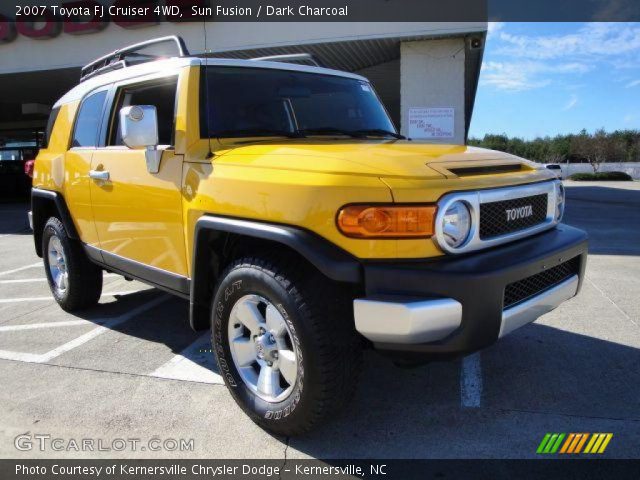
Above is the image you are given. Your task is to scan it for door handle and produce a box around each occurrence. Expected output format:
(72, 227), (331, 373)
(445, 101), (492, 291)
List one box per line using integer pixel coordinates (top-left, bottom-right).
(89, 170), (110, 181)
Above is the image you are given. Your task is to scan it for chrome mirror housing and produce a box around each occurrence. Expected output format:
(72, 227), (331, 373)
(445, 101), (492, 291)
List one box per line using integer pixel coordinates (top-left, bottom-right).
(119, 105), (162, 174)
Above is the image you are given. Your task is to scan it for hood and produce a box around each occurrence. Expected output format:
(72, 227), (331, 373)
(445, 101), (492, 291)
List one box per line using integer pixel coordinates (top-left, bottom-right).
(213, 139), (539, 180)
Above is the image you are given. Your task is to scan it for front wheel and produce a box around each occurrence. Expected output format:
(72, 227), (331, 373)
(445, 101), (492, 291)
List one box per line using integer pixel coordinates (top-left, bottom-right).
(42, 217), (103, 311)
(211, 255), (362, 435)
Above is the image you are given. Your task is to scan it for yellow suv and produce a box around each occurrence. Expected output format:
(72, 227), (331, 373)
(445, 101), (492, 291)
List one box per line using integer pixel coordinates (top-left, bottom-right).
(30, 36), (587, 435)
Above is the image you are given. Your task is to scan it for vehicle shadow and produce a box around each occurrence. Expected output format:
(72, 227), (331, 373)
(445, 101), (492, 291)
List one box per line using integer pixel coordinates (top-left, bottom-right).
(563, 185), (640, 256)
(288, 323), (640, 458)
(65, 289), (219, 376)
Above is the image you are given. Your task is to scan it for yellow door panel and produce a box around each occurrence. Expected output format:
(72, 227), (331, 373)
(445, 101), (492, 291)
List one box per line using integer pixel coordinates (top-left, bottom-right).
(90, 149), (187, 276)
(63, 149), (100, 247)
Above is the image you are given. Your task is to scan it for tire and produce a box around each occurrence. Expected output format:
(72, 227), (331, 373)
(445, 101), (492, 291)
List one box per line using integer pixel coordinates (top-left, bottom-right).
(211, 255), (362, 435)
(42, 217), (103, 312)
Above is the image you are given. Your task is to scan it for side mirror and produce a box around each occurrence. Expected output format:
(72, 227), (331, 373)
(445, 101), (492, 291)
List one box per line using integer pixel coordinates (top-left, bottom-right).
(119, 105), (162, 173)
(120, 105), (158, 148)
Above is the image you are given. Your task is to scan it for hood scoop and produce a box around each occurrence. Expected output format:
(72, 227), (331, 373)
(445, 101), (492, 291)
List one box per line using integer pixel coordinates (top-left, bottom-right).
(447, 163), (526, 177)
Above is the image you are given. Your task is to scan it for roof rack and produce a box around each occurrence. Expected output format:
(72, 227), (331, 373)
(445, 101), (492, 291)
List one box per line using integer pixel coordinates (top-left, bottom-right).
(80, 36), (190, 83)
(249, 53), (326, 68)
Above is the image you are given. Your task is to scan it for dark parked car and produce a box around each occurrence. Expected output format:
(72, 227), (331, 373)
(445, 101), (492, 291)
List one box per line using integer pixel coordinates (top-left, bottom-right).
(0, 147), (37, 198)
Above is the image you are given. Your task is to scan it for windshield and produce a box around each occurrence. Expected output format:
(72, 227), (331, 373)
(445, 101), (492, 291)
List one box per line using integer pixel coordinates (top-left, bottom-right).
(200, 66), (396, 138)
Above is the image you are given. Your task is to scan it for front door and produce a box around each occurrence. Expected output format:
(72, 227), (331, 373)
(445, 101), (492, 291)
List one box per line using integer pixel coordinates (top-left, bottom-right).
(89, 75), (188, 279)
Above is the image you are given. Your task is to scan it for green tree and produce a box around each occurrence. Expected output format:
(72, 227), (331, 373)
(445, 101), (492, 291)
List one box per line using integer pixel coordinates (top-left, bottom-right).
(468, 129), (639, 166)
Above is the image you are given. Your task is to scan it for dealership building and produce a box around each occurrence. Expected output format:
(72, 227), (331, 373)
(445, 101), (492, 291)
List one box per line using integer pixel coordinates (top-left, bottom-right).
(0, 20), (486, 149)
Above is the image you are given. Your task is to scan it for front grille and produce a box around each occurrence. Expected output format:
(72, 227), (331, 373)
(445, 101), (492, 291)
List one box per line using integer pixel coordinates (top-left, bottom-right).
(480, 193), (548, 239)
(504, 257), (580, 309)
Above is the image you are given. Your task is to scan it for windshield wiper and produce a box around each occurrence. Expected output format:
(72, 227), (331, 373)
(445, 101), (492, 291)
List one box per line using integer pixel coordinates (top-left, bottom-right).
(350, 129), (406, 139)
(211, 128), (305, 138)
(210, 127), (404, 140)
(296, 127), (366, 138)
(298, 127), (405, 139)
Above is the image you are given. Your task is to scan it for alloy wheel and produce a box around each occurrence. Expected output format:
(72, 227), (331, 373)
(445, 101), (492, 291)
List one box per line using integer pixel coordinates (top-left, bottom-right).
(227, 294), (299, 403)
(47, 235), (68, 296)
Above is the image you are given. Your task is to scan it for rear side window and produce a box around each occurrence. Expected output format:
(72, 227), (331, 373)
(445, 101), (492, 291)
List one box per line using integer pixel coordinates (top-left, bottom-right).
(43, 107), (60, 148)
(72, 91), (107, 148)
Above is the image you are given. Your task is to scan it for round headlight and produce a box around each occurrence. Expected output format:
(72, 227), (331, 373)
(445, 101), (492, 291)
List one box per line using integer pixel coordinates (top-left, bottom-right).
(442, 201), (471, 248)
(555, 182), (565, 221)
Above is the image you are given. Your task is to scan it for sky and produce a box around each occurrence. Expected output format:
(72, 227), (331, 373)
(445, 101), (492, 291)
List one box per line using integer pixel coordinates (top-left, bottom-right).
(469, 22), (640, 140)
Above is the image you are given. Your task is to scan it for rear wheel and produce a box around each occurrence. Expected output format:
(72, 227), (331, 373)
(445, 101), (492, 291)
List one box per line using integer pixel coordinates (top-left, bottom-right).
(42, 217), (102, 311)
(211, 255), (362, 435)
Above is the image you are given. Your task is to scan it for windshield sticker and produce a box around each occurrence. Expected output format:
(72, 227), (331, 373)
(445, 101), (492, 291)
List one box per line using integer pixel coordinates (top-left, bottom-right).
(408, 107), (455, 139)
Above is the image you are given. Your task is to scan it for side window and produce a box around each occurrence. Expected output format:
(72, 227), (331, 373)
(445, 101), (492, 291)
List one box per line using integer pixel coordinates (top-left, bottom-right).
(109, 79), (178, 146)
(72, 91), (107, 148)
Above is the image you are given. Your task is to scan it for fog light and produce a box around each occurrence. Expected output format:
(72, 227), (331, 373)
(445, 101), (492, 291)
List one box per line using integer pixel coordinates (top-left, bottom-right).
(442, 201), (471, 248)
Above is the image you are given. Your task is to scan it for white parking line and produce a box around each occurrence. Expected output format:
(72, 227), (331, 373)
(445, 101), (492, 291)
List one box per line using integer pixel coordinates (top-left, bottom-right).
(0, 350), (42, 362)
(0, 279), (48, 284)
(460, 353), (482, 408)
(0, 320), (89, 331)
(586, 276), (637, 327)
(0, 297), (55, 304)
(0, 295), (169, 363)
(0, 291), (148, 303)
(0, 273), (119, 284)
(0, 263), (42, 277)
(151, 333), (222, 384)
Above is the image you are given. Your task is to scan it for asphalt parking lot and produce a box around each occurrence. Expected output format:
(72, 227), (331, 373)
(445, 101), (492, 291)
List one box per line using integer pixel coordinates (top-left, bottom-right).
(0, 181), (638, 459)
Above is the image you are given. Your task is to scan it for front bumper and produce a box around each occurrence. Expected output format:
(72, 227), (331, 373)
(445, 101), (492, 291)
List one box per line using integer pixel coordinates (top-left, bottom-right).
(354, 224), (588, 361)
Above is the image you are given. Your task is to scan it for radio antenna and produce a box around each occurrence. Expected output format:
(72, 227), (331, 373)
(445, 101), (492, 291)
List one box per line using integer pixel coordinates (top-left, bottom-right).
(203, 21), (214, 159)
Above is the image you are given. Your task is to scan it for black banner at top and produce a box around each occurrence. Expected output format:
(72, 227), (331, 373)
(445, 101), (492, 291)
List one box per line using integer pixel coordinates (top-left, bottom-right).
(1, 0), (640, 23)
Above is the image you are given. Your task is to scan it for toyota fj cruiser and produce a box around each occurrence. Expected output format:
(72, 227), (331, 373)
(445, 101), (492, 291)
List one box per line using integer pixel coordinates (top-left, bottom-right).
(30, 37), (588, 435)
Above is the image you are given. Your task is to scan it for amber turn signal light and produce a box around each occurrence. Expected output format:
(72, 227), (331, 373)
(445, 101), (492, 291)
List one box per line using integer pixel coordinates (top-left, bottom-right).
(337, 205), (437, 238)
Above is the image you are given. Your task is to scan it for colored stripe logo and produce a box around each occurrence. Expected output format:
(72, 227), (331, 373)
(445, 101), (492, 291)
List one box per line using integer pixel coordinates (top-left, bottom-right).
(537, 433), (613, 454)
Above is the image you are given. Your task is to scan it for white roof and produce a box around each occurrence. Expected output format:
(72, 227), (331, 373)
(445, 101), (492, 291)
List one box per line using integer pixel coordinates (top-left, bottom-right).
(54, 56), (367, 108)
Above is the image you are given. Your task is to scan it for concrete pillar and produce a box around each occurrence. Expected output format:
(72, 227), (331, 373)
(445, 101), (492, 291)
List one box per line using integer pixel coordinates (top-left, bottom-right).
(400, 38), (466, 144)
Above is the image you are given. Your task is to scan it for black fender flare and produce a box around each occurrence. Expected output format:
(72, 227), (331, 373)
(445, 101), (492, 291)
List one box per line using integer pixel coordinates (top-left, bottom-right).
(189, 215), (362, 331)
(31, 188), (79, 257)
